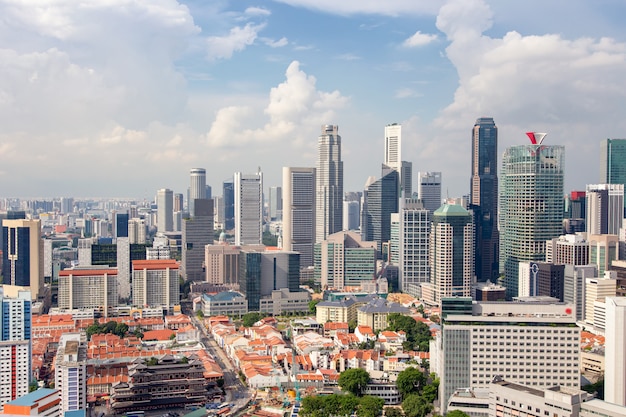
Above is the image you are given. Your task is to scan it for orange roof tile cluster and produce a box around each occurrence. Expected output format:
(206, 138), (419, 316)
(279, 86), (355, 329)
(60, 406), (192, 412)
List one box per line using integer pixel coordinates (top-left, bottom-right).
(196, 349), (224, 379)
(335, 332), (359, 346)
(87, 374), (128, 387)
(324, 322), (349, 331)
(581, 331), (605, 350)
(142, 329), (176, 341)
(296, 373), (323, 381)
(241, 362), (274, 379)
(165, 315), (192, 326)
(59, 269), (118, 276)
(337, 349), (381, 362)
(356, 325), (375, 336)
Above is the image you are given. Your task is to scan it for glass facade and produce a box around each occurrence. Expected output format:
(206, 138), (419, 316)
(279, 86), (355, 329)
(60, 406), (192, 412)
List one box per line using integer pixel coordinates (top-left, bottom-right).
(240, 251), (262, 311)
(362, 166), (399, 254)
(601, 138), (626, 185)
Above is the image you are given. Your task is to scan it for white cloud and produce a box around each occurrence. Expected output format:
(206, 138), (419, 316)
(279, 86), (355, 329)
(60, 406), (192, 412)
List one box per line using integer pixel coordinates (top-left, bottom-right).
(263, 37), (289, 48)
(245, 7), (271, 16)
(272, 0), (444, 16)
(395, 88), (422, 99)
(336, 53), (361, 61)
(403, 31), (438, 47)
(206, 61), (348, 149)
(207, 23), (266, 60)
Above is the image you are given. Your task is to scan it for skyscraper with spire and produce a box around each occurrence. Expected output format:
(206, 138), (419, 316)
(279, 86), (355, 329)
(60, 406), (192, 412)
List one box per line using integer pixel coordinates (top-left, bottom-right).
(470, 117), (499, 282)
(316, 125), (343, 242)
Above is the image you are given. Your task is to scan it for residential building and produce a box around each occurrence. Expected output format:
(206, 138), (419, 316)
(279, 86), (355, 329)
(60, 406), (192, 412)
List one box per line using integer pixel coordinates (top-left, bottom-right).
(604, 296), (626, 406)
(189, 168), (207, 217)
(470, 117), (499, 283)
(282, 167), (316, 268)
(316, 125), (343, 243)
(127, 218), (146, 244)
(1, 215), (44, 300)
(55, 333), (87, 415)
(500, 137), (564, 299)
(316, 297), (358, 324)
(182, 199), (213, 281)
(314, 231), (377, 289)
(425, 204), (473, 306)
(361, 165), (399, 254)
(157, 188), (173, 233)
(234, 171), (263, 246)
(417, 172), (442, 214)
(1, 388), (60, 417)
(132, 260), (180, 314)
(586, 183), (624, 235)
(58, 266), (118, 316)
(435, 301), (580, 413)
(356, 298), (409, 331)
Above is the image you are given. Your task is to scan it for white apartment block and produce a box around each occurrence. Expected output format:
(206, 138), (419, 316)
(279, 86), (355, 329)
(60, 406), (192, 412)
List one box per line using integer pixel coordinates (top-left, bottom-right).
(0, 340), (30, 408)
(58, 266), (118, 317)
(132, 259), (180, 313)
(605, 297), (626, 407)
(584, 276), (616, 325)
(436, 301), (580, 414)
(55, 333), (87, 416)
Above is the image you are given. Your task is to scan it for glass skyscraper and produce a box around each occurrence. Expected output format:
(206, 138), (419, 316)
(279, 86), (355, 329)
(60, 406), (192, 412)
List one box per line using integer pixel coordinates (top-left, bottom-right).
(316, 125), (343, 243)
(500, 141), (564, 299)
(470, 117), (499, 282)
(601, 138), (626, 185)
(361, 165), (399, 254)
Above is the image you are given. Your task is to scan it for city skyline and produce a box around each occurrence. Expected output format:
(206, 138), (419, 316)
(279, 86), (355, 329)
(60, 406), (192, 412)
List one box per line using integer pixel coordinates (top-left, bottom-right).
(0, 1), (625, 199)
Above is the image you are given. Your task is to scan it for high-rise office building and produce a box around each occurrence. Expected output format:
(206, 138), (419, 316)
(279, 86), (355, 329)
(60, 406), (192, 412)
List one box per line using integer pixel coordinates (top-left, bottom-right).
(586, 183), (624, 235)
(128, 218), (147, 244)
(205, 244), (242, 285)
(417, 172), (442, 214)
(1, 215), (43, 300)
(383, 123), (412, 199)
(234, 171), (263, 246)
(500, 135), (564, 299)
(361, 166), (399, 253)
(564, 264), (597, 322)
(282, 167), (316, 268)
(518, 261), (565, 300)
(182, 199), (214, 281)
(545, 233), (590, 266)
(132, 260), (180, 314)
(115, 212), (129, 238)
(343, 200), (360, 231)
(400, 161), (413, 199)
(268, 186), (282, 221)
(173, 193), (184, 213)
(189, 168), (207, 217)
(605, 296), (626, 406)
(55, 333), (87, 415)
(427, 204), (473, 305)
(157, 188), (174, 233)
(316, 125), (343, 242)
(470, 117), (499, 282)
(394, 199), (430, 295)
(223, 180), (235, 231)
(600, 138), (626, 186)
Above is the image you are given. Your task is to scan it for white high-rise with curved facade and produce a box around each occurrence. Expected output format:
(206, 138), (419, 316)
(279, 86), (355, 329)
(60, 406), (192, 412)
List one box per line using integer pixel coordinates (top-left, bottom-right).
(316, 125), (343, 243)
(157, 188), (173, 233)
(189, 168), (206, 217)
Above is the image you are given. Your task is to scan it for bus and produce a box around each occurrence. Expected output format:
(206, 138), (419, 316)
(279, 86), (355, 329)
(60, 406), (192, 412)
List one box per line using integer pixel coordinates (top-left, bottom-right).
(216, 403), (230, 415)
(126, 412), (145, 417)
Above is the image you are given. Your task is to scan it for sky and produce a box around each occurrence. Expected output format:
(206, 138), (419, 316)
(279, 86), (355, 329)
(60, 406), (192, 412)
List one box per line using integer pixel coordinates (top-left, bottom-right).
(1, 0), (626, 200)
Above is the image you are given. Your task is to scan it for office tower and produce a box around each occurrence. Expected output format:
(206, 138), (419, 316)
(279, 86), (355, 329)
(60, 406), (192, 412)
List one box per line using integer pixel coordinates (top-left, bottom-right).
(586, 184), (624, 235)
(343, 201), (360, 231)
(213, 196), (224, 229)
(282, 167), (316, 268)
(361, 166), (399, 253)
(1, 215), (43, 300)
(128, 217), (147, 244)
(189, 168), (207, 217)
(116, 237), (130, 300)
(470, 117), (499, 282)
(605, 296), (626, 406)
(55, 333), (87, 415)
(564, 264), (597, 322)
(58, 266), (118, 316)
(314, 231), (377, 289)
(384, 123), (401, 169)
(316, 125), (343, 242)
(417, 172), (442, 214)
(60, 197), (74, 214)
(173, 193), (184, 213)
(589, 234), (619, 276)
(518, 261), (564, 300)
(260, 251), (300, 296)
(206, 184), (212, 199)
(268, 186), (282, 221)
(132, 260), (180, 314)
(567, 191), (586, 219)
(427, 204), (473, 305)
(114, 212), (129, 238)
(239, 249), (263, 311)
(600, 138), (626, 186)
(400, 161), (412, 199)
(223, 180), (235, 231)
(500, 136), (564, 299)
(157, 188), (174, 233)
(435, 301), (579, 413)
(205, 244), (242, 285)
(234, 171), (263, 246)
(395, 199), (430, 295)
(584, 276), (616, 325)
(182, 199), (213, 281)
(545, 234), (589, 265)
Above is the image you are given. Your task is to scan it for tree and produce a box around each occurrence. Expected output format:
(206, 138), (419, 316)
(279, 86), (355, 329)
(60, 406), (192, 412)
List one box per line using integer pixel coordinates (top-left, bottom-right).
(114, 322), (129, 337)
(338, 368), (370, 397)
(309, 299), (321, 314)
(197, 310), (205, 319)
(387, 313), (432, 352)
(349, 319), (358, 332)
(356, 396), (384, 417)
(29, 381), (38, 392)
(401, 394), (432, 417)
(242, 312), (264, 327)
(384, 408), (404, 417)
(445, 411), (470, 417)
(396, 367), (426, 398)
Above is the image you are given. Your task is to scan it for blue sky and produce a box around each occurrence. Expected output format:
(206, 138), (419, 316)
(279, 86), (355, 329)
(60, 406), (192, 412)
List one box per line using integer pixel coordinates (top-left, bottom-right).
(1, 0), (626, 200)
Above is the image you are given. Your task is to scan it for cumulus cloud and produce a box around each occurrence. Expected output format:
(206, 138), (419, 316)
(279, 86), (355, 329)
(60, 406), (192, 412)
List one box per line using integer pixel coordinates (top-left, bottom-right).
(262, 37), (289, 48)
(403, 31), (438, 47)
(273, 0), (444, 16)
(245, 7), (271, 16)
(206, 61), (348, 148)
(207, 23), (266, 60)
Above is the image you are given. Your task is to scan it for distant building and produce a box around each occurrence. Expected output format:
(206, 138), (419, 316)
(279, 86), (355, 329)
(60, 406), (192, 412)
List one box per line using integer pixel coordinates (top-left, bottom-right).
(282, 167), (316, 268)
(58, 266), (118, 316)
(205, 244), (241, 285)
(182, 199), (213, 281)
(189, 168), (207, 217)
(393, 199), (430, 296)
(316, 125), (343, 242)
(417, 172), (442, 214)
(601, 138), (626, 187)
(586, 183), (624, 235)
(361, 165), (399, 254)
(268, 186), (282, 221)
(234, 171), (263, 246)
(157, 188), (174, 233)
(132, 260), (180, 314)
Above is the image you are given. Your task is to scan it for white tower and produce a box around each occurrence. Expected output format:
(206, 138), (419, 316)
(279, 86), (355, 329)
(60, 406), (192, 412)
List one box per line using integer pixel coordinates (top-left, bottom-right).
(235, 170), (263, 246)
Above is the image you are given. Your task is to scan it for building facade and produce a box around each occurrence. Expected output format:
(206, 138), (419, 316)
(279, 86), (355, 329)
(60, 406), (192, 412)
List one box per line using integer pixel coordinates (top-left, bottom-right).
(58, 266), (118, 315)
(182, 199), (213, 281)
(601, 138), (626, 186)
(157, 188), (174, 233)
(189, 168), (207, 217)
(132, 260), (180, 314)
(234, 171), (263, 246)
(586, 183), (624, 235)
(316, 125), (343, 243)
(55, 333), (87, 415)
(500, 141), (564, 299)
(282, 167), (316, 268)
(605, 296), (626, 407)
(361, 166), (399, 254)
(417, 172), (442, 214)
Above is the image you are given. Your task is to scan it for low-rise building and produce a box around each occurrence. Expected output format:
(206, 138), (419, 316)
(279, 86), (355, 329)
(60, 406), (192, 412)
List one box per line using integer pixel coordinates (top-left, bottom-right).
(259, 289), (311, 316)
(201, 291), (248, 317)
(1, 388), (60, 417)
(316, 297), (358, 324)
(357, 298), (409, 331)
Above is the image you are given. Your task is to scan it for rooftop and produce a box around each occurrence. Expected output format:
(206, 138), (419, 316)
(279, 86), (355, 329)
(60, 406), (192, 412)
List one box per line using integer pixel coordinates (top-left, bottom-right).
(5, 388), (58, 406)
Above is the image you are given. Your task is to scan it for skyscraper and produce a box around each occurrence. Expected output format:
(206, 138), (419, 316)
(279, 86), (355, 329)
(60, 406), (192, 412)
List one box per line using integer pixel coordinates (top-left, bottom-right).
(182, 199), (214, 281)
(427, 204), (473, 305)
(234, 171), (263, 246)
(282, 167), (316, 268)
(585, 183), (624, 235)
(500, 134), (564, 299)
(384, 123), (412, 198)
(417, 172), (442, 214)
(268, 186), (283, 221)
(157, 188), (174, 233)
(1, 215), (43, 300)
(189, 168), (207, 217)
(114, 212), (129, 238)
(55, 333), (87, 414)
(223, 180), (235, 231)
(394, 198), (430, 295)
(605, 296), (626, 406)
(600, 138), (626, 186)
(470, 117), (499, 282)
(316, 125), (343, 242)
(361, 165), (399, 253)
